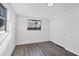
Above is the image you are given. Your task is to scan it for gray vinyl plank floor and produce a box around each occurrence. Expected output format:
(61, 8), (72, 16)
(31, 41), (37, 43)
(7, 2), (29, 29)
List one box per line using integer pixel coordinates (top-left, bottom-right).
(12, 41), (77, 56)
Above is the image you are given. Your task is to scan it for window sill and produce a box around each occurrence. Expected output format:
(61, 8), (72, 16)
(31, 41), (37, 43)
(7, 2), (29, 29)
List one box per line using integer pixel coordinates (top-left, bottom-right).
(0, 31), (6, 34)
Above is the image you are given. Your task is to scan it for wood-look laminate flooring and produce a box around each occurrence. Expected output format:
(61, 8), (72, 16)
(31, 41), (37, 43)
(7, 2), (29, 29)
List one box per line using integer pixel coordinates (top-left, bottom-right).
(12, 41), (77, 56)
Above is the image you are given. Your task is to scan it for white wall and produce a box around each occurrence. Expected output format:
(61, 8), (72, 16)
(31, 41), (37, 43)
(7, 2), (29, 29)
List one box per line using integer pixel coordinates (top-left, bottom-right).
(49, 7), (79, 55)
(16, 16), (49, 45)
(0, 3), (16, 56)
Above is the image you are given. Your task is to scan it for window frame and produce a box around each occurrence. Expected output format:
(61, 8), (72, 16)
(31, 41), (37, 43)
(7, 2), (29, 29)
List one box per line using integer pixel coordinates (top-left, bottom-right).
(0, 3), (7, 33)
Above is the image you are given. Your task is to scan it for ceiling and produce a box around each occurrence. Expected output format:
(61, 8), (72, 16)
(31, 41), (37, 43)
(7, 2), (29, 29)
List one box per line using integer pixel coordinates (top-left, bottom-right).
(10, 3), (79, 19)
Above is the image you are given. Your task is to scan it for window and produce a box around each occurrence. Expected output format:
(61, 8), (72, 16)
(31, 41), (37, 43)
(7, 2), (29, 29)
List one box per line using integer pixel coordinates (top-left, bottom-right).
(0, 3), (7, 32)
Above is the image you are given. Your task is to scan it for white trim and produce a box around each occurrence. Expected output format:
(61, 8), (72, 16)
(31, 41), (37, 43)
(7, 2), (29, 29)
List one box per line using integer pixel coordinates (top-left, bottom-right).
(0, 16), (6, 20)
